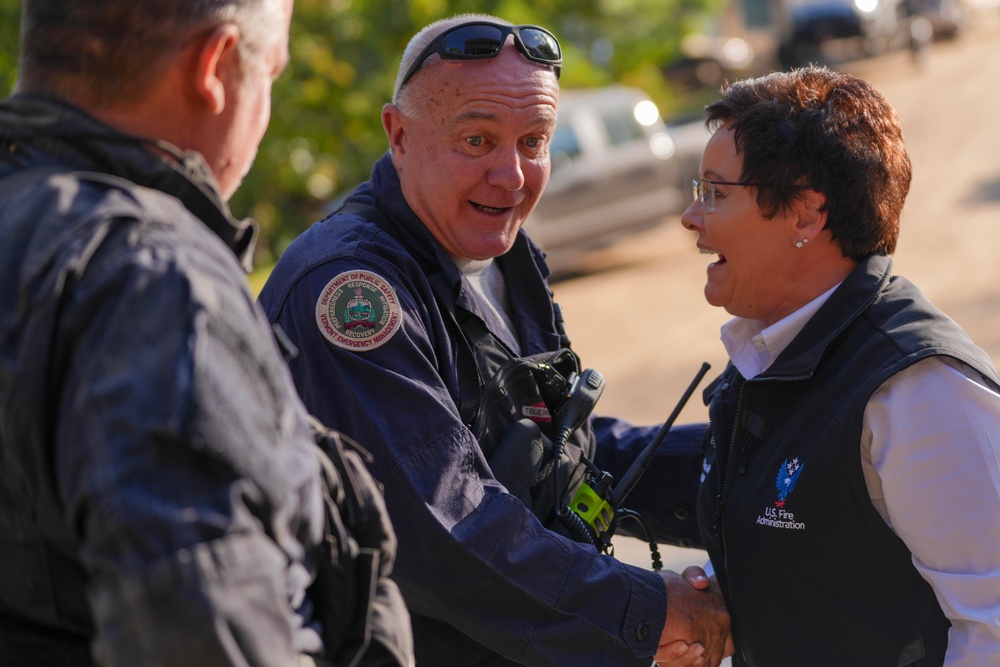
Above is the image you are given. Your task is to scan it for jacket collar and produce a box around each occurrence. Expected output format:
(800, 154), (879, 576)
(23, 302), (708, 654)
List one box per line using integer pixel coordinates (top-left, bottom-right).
(0, 94), (258, 271)
(762, 254), (892, 379)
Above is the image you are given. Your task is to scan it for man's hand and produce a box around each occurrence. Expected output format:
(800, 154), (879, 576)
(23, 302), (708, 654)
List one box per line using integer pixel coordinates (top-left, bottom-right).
(655, 566), (732, 666)
(654, 639), (707, 666)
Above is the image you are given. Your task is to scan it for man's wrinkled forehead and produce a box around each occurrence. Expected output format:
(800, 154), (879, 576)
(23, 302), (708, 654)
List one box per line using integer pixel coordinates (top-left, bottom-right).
(428, 81), (559, 132)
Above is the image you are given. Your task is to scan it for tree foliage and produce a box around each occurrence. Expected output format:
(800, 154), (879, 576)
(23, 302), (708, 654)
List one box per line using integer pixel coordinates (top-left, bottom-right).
(0, 1), (18, 95)
(0, 0), (716, 262)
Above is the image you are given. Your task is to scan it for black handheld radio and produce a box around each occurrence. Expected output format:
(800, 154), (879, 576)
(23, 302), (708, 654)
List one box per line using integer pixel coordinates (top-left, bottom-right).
(552, 362), (712, 562)
(549, 368), (608, 545)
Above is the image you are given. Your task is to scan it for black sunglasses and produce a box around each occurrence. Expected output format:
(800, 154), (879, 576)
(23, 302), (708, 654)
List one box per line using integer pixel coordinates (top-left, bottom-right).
(399, 21), (562, 90)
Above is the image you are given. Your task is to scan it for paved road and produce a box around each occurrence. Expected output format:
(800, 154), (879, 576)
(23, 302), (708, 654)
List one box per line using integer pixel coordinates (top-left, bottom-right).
(547, 7), (1000, 642)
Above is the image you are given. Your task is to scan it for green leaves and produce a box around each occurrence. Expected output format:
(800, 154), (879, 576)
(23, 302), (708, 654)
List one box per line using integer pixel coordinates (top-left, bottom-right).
(0, 1), (19, 95)
(0, 0), (715, 265)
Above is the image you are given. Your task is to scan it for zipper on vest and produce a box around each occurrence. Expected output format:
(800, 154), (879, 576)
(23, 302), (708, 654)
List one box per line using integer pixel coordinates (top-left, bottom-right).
(709, 381), (750, 666)
(713, 372), (810, 666)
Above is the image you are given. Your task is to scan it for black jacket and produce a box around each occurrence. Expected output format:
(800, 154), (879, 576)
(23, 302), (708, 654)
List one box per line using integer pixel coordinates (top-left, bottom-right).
(0, 93), (329, 666)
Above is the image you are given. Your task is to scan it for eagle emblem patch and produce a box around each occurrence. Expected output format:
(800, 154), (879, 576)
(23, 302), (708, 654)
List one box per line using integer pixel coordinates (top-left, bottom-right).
(775, 458), (804, 508)
(315, 270), (402, 351)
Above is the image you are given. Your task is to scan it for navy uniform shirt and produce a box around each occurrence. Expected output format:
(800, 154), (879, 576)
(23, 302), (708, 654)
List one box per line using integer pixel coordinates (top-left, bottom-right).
(261, 153), (707, 666)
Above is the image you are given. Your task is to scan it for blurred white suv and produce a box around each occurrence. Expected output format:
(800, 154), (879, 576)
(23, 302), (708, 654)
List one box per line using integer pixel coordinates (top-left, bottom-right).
(523, 86), (707, 270)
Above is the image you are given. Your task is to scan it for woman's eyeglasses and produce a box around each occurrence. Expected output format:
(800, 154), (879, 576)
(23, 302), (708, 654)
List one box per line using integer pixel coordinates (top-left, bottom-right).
(692, 178), (759, 212)
(399, 22), (562, 90)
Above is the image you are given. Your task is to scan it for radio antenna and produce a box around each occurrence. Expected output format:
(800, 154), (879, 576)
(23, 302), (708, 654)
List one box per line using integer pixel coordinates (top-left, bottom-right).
(612, 362), (711, 506)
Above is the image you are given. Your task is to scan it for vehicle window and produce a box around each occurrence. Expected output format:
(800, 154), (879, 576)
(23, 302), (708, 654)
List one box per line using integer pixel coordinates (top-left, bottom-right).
(601, 109), (645, 146)
(785, 0), (851, 8)
(550, 123), (581, 160)
(742, 0), (774, 27)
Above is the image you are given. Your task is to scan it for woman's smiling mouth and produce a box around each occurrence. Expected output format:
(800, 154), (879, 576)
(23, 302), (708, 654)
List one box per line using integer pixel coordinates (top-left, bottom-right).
(701, 247), (727, 265)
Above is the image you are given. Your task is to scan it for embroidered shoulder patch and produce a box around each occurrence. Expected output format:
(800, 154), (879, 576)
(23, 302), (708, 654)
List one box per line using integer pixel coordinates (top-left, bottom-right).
(315, 270), (403, 351)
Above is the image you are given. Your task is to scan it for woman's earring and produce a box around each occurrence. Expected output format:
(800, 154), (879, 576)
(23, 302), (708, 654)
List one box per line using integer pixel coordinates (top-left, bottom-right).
(795, 238), (809, 249)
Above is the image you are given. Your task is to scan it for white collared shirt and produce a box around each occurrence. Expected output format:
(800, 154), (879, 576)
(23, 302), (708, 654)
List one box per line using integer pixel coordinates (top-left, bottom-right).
(719, 289), (1000, 666)
(720, 284), (838, 380)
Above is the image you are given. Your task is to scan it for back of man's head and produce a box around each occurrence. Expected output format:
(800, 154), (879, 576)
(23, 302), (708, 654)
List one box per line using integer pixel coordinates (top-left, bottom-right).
(17, 0), (274, 108)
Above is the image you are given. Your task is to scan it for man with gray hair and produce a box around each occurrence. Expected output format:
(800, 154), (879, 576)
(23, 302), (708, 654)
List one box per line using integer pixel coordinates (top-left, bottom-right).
(262, 13), (731, 667)
(0, 1), (412, 665)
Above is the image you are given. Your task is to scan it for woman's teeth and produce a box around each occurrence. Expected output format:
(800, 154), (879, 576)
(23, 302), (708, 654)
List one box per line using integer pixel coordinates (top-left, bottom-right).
(701, 248), (726, 264)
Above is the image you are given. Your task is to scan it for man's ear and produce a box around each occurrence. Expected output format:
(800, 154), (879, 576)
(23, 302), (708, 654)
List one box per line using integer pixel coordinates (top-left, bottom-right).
(382, 103), (407, 167)
(192, 25), (242, 115)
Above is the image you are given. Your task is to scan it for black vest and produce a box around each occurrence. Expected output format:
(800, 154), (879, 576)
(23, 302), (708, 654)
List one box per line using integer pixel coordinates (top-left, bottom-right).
(697, 255), (999, 666)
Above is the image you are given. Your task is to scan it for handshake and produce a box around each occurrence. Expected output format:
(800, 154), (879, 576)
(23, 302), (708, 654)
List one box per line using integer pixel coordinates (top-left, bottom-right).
(655, 566), (734, 667)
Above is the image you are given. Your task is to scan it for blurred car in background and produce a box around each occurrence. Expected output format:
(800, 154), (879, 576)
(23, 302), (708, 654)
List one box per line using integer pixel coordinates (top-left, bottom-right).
(777, 0), (909, 67)
(524, 86), (709, 271)
(664, 34), (760, 91)
(903, 0), (967, 39)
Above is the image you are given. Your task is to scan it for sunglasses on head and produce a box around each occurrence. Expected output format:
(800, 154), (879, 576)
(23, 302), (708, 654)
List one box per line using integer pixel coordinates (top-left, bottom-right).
(399, 21), (562, 90)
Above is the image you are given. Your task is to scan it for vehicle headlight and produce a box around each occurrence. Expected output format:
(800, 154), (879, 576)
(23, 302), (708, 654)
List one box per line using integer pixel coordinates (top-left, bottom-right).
(650, 132), (676, 160)
(722, 38), (753, 69)
(633, 100), (661, 127)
